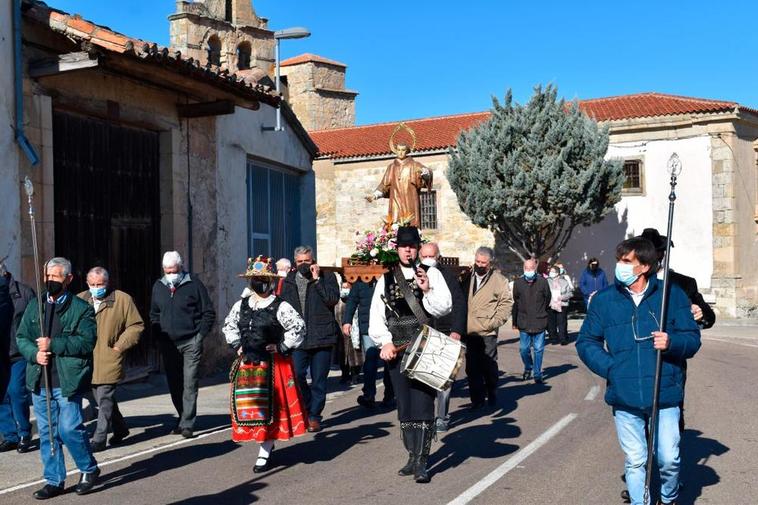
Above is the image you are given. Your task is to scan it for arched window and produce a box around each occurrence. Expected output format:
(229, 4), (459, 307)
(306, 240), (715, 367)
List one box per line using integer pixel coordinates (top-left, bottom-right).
(207, 35), (221, 66)
(237, 41), (252, 70)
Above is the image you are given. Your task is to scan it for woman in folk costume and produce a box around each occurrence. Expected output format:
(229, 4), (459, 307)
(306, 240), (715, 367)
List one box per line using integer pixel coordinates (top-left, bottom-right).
(223, 256), (307, 473)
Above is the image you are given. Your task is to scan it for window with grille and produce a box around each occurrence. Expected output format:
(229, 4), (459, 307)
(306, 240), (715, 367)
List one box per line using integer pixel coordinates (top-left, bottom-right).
(622, 159), (643, 194)
(420, 190), (438, 229)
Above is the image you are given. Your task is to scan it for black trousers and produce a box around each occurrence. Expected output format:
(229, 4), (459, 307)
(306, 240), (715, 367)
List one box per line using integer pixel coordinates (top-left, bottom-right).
(159, 334), (203, 429)
(387, 350), (435, 422)
(465, 334), (499, 404)
(547, 309), (568, 342)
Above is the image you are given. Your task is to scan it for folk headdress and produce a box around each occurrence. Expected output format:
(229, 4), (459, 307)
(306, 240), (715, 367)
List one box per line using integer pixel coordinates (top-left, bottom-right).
(238, 256), (278, 278)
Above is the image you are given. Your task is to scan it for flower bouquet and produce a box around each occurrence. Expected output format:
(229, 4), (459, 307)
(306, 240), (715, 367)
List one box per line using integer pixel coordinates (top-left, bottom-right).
(342, 219), (419, 282)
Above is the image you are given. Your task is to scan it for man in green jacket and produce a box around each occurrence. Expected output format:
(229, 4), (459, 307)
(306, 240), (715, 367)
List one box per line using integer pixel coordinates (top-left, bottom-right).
(16, 257), (100, 499)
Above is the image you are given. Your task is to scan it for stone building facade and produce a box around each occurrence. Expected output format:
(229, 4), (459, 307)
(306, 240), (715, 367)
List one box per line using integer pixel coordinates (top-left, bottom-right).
(280, 54), (358, 131)
(2, 1), (317, 374)
(311, 94), (758, 319)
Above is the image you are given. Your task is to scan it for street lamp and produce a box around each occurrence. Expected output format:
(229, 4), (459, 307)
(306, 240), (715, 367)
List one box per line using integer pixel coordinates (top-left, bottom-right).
(263, 27), (311, 132)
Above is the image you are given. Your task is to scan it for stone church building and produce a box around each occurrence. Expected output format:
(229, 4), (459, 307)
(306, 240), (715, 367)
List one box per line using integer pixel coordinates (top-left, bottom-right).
(310, 94), (758, 319)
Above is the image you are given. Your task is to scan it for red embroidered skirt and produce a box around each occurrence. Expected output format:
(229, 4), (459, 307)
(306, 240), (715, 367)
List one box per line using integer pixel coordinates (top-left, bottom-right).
(230, 355), (307, 443)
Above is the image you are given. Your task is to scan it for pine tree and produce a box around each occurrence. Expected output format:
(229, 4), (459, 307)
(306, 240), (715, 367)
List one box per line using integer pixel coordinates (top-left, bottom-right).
(447, 85), (624, 262)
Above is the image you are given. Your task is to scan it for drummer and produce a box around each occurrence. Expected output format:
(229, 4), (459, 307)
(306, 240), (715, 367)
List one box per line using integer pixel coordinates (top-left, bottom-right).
(369, 226), (452, 483)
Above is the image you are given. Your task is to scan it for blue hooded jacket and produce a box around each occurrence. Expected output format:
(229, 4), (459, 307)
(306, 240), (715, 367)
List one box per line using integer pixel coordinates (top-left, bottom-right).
(576, 277), (701, 411)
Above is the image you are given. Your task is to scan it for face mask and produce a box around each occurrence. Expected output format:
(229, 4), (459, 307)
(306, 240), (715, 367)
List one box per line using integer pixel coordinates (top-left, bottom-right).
(165, 273), (182, 285)
(474, 265), (488, 276)
(590, 264), (598, 272)
(297, 263), (313, 279)
(89, 286), (107, 299)
(559, 267), (565, 274)
(549, 271), (558, 279)
(340, 288), (351, 299)
(420, 258), (437, 268)
(524, 270), (536, 280)
(615, 262), (639, 287)
(46, 280), (65, 297)
(249, 279), (271, 295)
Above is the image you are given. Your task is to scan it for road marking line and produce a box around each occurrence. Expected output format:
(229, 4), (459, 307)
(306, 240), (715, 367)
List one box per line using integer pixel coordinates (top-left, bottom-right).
(446, 413), (577, 505)
(703, 336), (758, 349)
(584, 385), (600, 401)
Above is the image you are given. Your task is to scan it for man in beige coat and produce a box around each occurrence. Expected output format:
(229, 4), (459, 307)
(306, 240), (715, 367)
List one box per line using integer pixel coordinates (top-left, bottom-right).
(78, 267), (143, 452)
(462, 247), (512, 409)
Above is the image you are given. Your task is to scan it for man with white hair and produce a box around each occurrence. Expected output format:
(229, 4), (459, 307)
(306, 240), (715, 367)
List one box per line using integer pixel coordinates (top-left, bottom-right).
(511, 258), (551, 384)
(78, 267), (144, 452)
(274, 258), (291, 296)
(150, 251), (216, 438)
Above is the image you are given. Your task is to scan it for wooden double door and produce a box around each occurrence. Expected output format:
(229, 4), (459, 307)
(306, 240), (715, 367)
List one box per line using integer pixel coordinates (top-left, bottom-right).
(53, 111), (161, 371)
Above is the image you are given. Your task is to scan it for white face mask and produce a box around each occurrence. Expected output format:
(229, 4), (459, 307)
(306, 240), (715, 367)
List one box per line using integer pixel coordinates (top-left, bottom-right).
(165, 272), (182, 285)
(549, 271), (558, 279)
(420, 258), (437, 268)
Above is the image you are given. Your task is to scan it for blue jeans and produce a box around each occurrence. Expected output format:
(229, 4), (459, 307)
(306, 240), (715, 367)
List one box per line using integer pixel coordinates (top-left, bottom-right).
(519, 331), (545, 378)
(360, 334), (393, 402)
(614, 406), (681, 505)
(32, 389), (98, 487)
(0, 360), (31, 442)
(293, 347), (332, 422)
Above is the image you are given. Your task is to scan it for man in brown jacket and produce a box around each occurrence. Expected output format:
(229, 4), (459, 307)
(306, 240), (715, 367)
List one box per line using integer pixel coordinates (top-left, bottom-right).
(462, 247), (512, 409)
(78, 267), (143, 452)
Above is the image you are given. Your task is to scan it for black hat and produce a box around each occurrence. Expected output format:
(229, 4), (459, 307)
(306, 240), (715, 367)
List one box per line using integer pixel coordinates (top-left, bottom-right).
(640, 228), (673, 251)
(395, 226), (421, 247)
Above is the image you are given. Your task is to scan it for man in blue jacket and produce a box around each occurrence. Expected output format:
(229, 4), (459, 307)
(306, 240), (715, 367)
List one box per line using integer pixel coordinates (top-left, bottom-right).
(577, 237), (700, 505)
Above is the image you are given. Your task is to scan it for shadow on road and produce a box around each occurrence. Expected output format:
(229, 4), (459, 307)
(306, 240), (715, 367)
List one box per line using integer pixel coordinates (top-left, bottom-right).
(165, 481), (268, 505)
(431, 416), (520, 474)
(87, 414), (231, 448)
(677, 429), (729, 505)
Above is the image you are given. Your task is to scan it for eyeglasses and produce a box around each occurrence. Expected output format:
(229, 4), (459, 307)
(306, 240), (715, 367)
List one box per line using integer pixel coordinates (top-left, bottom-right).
(632, 310), (661, 342)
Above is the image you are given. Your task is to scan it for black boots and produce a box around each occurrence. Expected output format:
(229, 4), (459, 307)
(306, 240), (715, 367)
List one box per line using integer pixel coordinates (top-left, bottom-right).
(398, 421), (435, 483)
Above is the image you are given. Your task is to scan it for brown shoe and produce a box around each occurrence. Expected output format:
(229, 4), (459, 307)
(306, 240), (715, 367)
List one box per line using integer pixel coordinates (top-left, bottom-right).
(307, 419), (322, 433)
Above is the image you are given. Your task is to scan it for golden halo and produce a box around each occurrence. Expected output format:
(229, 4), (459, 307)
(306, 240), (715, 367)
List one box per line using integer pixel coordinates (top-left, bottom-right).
(389, 122), (417, 155)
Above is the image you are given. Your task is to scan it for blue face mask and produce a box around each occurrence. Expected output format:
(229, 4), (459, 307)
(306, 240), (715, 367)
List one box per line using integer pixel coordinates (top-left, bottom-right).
(524, 270), (537, 280)
(615, 262), (639, 287)
(89, 286), (107, 299)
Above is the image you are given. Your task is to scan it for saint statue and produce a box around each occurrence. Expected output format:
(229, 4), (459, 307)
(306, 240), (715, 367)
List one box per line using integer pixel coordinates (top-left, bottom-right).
(365, 124), (432, 227)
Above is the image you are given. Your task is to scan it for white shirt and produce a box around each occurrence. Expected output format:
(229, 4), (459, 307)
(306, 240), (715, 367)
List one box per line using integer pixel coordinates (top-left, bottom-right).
(93, 298), (103, 313)
(368, 265), (452, 347)
(222, 288), (305, 351)
(627, 281), (649, 307)
(474, 273), (486, 292)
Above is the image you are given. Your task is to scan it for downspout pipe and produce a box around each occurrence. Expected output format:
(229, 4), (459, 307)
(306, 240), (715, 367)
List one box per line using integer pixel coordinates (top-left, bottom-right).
(13, 0), (40, 166)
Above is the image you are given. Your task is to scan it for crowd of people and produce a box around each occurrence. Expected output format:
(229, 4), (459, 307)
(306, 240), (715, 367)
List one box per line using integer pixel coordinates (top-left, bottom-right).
(0, 225), (714, 503)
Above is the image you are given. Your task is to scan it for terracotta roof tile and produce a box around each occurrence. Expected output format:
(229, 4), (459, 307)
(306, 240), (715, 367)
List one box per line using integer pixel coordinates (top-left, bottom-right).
(281, 53), (346, 68)
(312, 93), (756, 159)
(23, 1), (280, 106)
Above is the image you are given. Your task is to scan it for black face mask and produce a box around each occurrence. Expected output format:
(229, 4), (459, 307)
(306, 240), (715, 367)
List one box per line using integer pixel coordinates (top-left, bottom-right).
(249, 279), (271, 295)
(590, 264), (598, 272)
(46, 280), (65, 297)
(474, 265), (488, 276)
(297, 263), (313, 279)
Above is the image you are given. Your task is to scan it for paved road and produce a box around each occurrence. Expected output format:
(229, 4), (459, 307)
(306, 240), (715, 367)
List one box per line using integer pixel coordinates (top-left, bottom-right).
(1, 324), (756, 504)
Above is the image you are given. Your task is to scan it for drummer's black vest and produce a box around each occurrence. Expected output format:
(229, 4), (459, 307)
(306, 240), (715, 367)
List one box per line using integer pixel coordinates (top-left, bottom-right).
(238, 297), (284, 362)
(383, 271), (431, 347)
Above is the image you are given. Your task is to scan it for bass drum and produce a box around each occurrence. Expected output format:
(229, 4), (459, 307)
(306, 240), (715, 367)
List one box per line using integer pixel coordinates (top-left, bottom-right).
(400, 325), (465, 391)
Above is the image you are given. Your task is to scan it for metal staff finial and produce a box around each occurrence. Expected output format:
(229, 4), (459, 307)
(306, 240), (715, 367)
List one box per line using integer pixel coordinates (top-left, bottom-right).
(23, 176), (55, 457)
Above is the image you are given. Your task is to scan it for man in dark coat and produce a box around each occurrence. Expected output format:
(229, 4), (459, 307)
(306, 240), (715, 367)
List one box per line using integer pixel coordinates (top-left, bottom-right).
(512, 259), (551, 384)
(342, 279), (394, 408)
(418, 242), (467, 431)
(150, 251), (216, 439)
(280, 245), (340, 433)
(0, 264), (35, 453)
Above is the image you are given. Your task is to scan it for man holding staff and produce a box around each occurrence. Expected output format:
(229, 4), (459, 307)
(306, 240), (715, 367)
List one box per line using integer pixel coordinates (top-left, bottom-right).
(16, 257), (100, 499)
(576, 238), (700, 505)
(369, 226), (451, 483)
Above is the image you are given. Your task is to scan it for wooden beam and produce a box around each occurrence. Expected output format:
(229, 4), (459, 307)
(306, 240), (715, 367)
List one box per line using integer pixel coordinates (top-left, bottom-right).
(177, 100), (237, 118)
(29, 51), (99, 78)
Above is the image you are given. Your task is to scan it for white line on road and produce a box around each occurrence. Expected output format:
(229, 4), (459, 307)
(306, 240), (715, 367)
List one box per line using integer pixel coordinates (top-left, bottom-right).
(446, 413), (578, 505)
(584, 385), (600, 401)
(703, 336), (758, 348)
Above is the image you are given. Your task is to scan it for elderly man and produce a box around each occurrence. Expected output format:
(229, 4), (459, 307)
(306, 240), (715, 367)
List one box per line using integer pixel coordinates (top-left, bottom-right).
(418, 242), (466, 431)
(16, 257), (100, 498)
(274, 258), (291, 296)
(150, 251), (216, 439)
(280, 246), (340, 433)
(78, 267), (144, 452)
(512, 258), (551, 384)
(0, 264), (35, 453)
(370, 226), (452, 483)
(577, 237), (701, 505)
(462, 246), (512, 408)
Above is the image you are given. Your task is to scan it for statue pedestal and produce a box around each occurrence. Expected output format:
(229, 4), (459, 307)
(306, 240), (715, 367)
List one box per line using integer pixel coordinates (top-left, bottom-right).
(341, 257), (388, 283)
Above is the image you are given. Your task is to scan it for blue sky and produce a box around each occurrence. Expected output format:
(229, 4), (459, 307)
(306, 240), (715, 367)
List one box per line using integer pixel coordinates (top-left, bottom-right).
(50, 1), (758, 125)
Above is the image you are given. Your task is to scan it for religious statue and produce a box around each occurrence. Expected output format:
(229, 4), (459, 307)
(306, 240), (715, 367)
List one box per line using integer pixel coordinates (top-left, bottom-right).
(365, 123), (433, 227)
